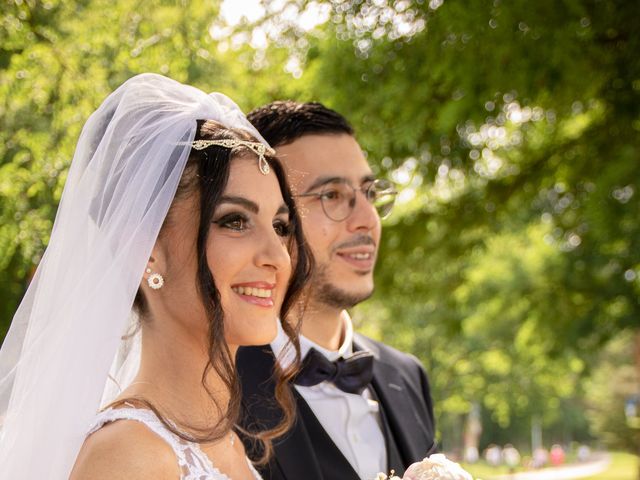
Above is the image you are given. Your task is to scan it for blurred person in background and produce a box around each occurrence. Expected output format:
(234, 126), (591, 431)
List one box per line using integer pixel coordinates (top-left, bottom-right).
(502, 444), (521, 472)
(533, 446), (549, 468)
(484, 444), (502, 467)
(550, 444), (566, 466)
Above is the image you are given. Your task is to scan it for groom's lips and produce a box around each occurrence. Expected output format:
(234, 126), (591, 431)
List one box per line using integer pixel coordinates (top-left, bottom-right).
(335, 247), (376, 271)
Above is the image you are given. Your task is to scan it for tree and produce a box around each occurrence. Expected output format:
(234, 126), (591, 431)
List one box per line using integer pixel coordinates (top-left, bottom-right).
(1, 0), (228, 335)
(2, 0), (638, 462)
(226, 0), (640, 449)
(584, 331), (640, 453)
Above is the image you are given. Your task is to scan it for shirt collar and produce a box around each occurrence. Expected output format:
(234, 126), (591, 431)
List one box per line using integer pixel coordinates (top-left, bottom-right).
(271, 311), (354, 370)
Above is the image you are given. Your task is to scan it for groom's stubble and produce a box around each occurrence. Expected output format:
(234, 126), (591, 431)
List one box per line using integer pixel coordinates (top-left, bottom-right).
(312, 262), (375, 309)
(311, 234), (378, 310)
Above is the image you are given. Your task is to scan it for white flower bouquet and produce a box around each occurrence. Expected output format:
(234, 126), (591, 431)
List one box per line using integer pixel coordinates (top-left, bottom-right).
(376, 454), (475, 480)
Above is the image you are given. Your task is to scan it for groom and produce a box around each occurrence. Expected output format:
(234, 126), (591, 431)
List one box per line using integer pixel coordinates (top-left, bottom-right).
(237, 101), (436, 480)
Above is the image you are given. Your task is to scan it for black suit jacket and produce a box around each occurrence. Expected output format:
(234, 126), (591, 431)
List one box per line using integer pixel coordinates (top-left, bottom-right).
(237, 333), (437, 480)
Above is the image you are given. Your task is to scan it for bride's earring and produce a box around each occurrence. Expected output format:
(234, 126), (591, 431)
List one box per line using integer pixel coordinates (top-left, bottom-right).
(146, 268), (164, 290)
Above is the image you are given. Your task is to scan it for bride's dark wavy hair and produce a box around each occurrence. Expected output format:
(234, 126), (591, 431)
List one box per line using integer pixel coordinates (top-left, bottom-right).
(122, 119), (312, 463)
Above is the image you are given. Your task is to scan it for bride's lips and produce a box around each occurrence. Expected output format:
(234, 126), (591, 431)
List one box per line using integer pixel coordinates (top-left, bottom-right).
(231, 281), (276, 308)
(335, 247), (376, 271)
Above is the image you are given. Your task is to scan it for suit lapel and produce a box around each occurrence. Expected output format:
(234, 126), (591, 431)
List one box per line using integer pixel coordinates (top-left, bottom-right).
(368, 382), (404, 475)
(271, 390), (324, 480)
(240, 345), (359, 480)
(239, 346), (323, 480)
(273, 389), (361, 480)
(354, 337), (432, 470)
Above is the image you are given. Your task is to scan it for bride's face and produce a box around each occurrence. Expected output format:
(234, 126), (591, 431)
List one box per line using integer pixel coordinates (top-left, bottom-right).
(152, 155), (292, 348)
(208, 156), (292, 346)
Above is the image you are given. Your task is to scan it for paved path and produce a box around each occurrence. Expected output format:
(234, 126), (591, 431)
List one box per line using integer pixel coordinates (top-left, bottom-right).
(489, 453), (611, 480)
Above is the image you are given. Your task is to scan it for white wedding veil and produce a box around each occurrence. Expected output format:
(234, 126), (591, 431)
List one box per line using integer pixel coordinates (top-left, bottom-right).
(0, 73), (268, 478)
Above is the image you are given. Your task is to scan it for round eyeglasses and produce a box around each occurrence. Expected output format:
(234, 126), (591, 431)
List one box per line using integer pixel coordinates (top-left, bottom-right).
(295, 179), (398, 222)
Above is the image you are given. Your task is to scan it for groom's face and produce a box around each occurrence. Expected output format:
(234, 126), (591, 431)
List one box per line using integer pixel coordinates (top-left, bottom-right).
(275, 133), (381, 309)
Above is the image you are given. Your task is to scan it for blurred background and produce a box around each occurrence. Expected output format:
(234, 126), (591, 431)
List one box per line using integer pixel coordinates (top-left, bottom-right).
(1, 1), (638, 478)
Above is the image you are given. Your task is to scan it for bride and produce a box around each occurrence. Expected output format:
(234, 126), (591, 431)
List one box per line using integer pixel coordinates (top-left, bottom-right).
(0, 74), (312, 479)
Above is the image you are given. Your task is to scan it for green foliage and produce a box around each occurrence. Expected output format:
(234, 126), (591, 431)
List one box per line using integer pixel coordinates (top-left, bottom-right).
(0, 0), (227, 335)
(2, 0), (638, 452)
(584, 332), (640, 453)
(304, 0), (640, 348)
(294, 0), (639, 445)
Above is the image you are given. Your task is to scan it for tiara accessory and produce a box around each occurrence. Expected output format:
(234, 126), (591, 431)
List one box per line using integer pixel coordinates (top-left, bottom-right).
(182, 139), (274, 175)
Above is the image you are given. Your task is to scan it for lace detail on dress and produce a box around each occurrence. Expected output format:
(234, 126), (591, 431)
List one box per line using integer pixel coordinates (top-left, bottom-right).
(88, 408), (262, 480)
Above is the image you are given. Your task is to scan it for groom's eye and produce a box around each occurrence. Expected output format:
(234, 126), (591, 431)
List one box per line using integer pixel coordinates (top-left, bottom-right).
(320, 188), (345, 203)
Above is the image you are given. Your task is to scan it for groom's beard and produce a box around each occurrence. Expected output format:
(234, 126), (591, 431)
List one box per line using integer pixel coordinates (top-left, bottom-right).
(312, 262), (374, 309)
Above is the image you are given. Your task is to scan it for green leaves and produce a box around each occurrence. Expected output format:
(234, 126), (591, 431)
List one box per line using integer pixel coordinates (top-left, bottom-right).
(1, 0), (638, 449)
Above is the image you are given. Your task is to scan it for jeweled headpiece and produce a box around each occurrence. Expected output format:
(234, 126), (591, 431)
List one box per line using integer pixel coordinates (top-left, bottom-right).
(180, 139), (274, 175)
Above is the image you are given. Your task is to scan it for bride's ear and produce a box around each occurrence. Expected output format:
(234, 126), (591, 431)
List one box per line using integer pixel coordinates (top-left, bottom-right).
(142, 242), (168, 290)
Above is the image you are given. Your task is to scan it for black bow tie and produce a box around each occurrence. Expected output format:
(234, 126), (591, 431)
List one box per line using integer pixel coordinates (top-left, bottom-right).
(293, 347), (374, 395)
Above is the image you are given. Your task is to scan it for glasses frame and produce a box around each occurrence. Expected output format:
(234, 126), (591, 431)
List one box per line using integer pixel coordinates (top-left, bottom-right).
(295, 178), (398, 222)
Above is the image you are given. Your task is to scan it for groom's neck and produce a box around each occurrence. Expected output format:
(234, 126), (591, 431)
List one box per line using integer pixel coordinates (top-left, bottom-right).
(299, 303), (345, 351)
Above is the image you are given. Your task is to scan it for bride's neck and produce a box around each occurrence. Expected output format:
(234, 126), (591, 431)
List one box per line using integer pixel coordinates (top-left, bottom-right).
(120, 322), (235, 429)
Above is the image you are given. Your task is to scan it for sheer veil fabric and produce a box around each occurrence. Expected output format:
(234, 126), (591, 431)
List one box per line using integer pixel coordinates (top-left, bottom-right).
(0, 73), (269, 479)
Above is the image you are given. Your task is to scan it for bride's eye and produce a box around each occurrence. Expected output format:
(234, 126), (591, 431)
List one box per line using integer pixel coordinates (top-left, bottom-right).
(214, 213), (249, 232)
(273, 219), (292, 237)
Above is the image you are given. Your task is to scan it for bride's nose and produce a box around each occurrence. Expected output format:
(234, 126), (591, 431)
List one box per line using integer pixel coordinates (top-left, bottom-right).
(255, 229), (291, 273)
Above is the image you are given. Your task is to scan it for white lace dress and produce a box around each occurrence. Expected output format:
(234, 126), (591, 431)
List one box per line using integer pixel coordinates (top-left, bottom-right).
(88, 408), (263, 480)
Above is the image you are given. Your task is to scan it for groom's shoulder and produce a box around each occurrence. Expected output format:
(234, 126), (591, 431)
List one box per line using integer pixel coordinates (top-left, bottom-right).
(236, 345), (276, 385)
(354, 331), (426, 372)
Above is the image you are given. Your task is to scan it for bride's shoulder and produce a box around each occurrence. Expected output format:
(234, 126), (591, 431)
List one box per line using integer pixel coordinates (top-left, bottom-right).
(70, 418), (179, 480)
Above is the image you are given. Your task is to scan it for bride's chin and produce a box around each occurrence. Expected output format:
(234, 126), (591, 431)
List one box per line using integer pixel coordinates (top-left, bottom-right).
(226, 318), (278, 347)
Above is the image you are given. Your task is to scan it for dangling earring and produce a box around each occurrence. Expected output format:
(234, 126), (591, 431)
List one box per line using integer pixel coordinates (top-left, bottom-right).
(146, 268), (164, 290)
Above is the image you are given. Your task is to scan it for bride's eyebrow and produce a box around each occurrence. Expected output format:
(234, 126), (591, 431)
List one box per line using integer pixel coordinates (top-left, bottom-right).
(218, 196), (259, 213)
(218, 197), (290, 217)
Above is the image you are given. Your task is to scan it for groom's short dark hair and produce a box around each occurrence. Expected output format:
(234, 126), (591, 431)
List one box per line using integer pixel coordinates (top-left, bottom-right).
(247, 101), (354, 148)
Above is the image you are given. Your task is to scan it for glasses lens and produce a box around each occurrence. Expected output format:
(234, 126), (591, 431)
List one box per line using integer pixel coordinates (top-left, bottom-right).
(320, 182), (355, 221)
(370, 179), (397, 219)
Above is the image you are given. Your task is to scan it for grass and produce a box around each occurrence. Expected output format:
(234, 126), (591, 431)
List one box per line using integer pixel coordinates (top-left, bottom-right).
(462, 452), (638, 480)
(581, 452), (638, 480)
(460, 462), (522, 479)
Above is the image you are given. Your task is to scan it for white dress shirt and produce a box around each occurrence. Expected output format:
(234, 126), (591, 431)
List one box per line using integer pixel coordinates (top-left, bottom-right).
(271, 312), (387, 480)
